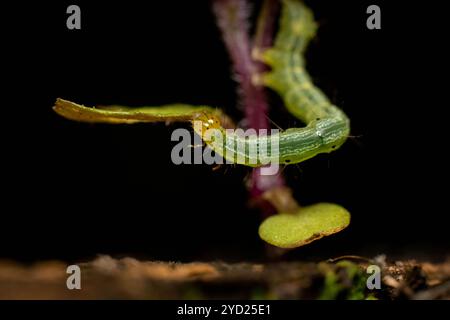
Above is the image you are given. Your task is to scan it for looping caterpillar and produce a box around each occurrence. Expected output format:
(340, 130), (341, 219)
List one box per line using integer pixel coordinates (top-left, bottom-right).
(53, 0), (349, 168)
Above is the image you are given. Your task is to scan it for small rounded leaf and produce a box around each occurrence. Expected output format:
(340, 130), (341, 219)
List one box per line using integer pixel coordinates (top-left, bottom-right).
(259, 203), (350, 248)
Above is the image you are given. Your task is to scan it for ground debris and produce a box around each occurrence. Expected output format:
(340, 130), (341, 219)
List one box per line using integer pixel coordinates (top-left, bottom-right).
(0, 255), (448, 299)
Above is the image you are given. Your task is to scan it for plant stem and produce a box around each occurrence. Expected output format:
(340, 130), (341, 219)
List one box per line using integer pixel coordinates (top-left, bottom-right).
(249, 0), (284, 202)
(213, 0), (298, 215)
(212, 0), (268, 130)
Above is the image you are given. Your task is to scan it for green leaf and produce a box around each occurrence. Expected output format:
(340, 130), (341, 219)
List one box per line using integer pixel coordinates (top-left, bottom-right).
(53, 98), (216, 124)
(258, 203), (350, 248)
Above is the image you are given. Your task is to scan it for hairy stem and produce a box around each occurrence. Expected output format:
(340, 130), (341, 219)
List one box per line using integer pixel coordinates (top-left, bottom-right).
(212, 0), (268, 130)
(212, 0), (297, 214)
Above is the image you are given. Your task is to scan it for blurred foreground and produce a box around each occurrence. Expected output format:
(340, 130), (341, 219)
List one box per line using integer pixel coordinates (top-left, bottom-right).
(0, 256), (449, 299)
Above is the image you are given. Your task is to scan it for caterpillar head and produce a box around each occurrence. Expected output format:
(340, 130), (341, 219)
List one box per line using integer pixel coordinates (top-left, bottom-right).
(191, 112), (225, 142)
(193, 112), (222, 130)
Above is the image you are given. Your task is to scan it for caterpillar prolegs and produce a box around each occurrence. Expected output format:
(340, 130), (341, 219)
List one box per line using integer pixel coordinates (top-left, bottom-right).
(53, 0), (349, 168)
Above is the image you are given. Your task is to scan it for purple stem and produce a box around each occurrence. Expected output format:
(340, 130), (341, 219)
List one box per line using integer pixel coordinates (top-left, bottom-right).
(212, 0), (268, 130)
(212, 0), (284, 209)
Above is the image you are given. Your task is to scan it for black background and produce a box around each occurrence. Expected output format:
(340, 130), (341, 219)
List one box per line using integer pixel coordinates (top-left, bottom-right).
(1, 0), (446, 263)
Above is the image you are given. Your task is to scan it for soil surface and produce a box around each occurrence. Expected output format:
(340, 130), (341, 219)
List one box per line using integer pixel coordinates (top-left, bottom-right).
(0, 255), (449, 299)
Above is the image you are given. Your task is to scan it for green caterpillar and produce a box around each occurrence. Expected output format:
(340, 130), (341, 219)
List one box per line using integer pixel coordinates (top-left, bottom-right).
(54, 0), (349, 167)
